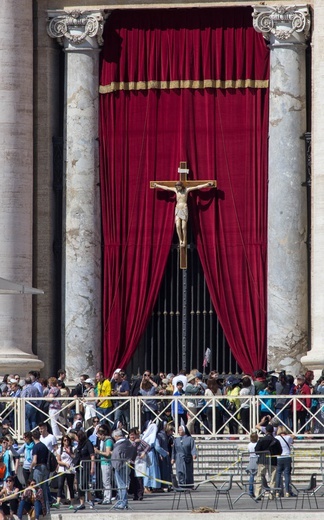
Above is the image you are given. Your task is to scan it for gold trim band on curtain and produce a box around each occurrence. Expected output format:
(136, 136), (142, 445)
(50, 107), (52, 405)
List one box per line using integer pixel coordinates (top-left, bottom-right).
(99, 78), (269, 94)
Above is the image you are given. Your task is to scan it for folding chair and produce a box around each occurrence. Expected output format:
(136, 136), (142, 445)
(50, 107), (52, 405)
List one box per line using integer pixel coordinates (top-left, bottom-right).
(260, 475), (283, 509)
(213, 474), (233, 510)
(171, 474), (194, 510)
(291, 474), (318, 509)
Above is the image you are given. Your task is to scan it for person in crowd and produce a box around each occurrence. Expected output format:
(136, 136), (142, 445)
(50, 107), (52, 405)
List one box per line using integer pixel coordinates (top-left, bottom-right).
(172, 381), (187, 426)
(295, 374), (312, 434)
(87, 416), (100, 439)
(239, 376), (255, 433)
(111, 429), (137, 509)
(246, 431), (258, 497)
(38, 422), (58, 453)
(258, 382), (275, 419)
(157, 421), (173, 491)
(185, 375), (200, 434)
(0, 475), (20, 520)
(224, 376), (241, 436)
(30, 430), (50, 514)
(254, 423), (282, 500)
(95, 371), (113, 423)
(0, 376), (9, 396)
(44, 377), (61, 438)
(82, 378), (97, 429)
(256, 415), (280, 436)
(57, 369), (69, 392)
(275, 371), (291, 427)
(21, 377), (40, 432)
(69, 413), (84, 432)
(253, 370), (267, 395)
(204, 378), (223, 434)
(72, 430), (95, 511)
(0, 421), (11, 440)
(7, 379), (21, 428)
(52, 435), (75, 509)
(313, 376), (324, 435)
(57, 379), (70, 426)
(94, 423), (114, 505)
(71, 374), (89, 398)
(128, 427), (146, 500)
(194, 373), (208, 434)
(17, 479), (46, 520)
(15, 431), (34, 485)
(172, 370), (188, 392)
(111, 369), (130, 428)
(28, 372), (43, 397)
(141, 421), (168, 493)
(171, 425), (197, 487)
(140, 372), (158, 424)
(275, 425), (294, 497)
(0, 437), (15, 481)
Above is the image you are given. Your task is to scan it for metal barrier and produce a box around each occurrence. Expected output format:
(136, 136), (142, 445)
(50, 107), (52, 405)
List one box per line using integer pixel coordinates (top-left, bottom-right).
(196, 442), (241, 479)
(78, 458), (131, 508)
(1, 394), (324, 441)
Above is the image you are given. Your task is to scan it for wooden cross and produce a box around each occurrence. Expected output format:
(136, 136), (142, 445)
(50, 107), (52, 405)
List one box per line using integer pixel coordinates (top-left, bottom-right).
(150, 161), (217, 269)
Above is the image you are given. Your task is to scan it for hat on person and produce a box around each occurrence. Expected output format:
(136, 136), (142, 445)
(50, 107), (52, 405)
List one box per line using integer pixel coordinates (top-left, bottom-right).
(176, 380), (184, 386)
(114, 368), (122, 374)
(226, 376), (240, 386)
(162, 379), (169, 385)
(297, 374), (305, 380)
(195, 372), (203, 380)
(266, 424), (274, 433)
(167, 373), (174, 380)
(84, 378), (94, 385)
(9, 379), (17, 384)
(187, 374), (196, 383)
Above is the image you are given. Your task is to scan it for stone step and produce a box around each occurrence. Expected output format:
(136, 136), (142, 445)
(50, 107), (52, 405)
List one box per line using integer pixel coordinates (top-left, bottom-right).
(193, 439), (324, 484)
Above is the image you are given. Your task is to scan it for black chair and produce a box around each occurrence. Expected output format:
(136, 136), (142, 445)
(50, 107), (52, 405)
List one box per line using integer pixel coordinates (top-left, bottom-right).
(260, 475), (283, 509)
(213, 474), (233, 510)
(171, 474), (194, 510)
(291, 474), (318, 509)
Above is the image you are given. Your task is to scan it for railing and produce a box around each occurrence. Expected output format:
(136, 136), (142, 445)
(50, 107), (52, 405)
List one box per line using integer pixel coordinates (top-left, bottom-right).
(1, 394), (323, 442)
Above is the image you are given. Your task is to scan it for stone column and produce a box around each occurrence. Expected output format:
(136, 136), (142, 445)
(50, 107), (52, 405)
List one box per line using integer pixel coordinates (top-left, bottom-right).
(47, 10), (106, 381)
(253, 5), (310, 375)
(0, 0), (44, 374)
(301, 0), (324, 379)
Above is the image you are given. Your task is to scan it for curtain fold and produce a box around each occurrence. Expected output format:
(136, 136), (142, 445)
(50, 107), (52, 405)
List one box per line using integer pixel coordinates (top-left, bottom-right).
(99, 7), (269, 376)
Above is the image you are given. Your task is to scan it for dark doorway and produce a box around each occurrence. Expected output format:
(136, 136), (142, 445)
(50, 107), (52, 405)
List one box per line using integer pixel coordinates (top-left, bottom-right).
(127, 229), (241, 377)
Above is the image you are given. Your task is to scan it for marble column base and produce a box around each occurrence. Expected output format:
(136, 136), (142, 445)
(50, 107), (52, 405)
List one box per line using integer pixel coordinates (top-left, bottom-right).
(0, 345), (44, 375)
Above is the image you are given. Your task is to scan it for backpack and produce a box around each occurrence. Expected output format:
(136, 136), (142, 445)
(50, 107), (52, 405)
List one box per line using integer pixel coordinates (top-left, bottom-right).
(47, 449), (58, 473)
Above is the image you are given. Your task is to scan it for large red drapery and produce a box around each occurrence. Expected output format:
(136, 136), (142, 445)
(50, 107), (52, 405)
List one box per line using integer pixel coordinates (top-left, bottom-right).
(99, 8), (269, 376)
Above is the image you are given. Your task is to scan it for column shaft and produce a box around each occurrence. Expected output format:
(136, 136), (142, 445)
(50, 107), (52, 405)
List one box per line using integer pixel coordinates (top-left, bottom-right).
(47, 10), (106, 381)
(0, 0), (43, 372)
(253, 6), (310, 374)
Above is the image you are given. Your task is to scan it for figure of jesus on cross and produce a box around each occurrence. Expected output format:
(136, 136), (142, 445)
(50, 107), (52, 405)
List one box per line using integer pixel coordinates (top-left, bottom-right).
(151, 162), (216, 269)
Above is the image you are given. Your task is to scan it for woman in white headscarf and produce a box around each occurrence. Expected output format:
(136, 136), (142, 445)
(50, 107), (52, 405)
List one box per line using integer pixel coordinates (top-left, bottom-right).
(141, 421), (168, 493)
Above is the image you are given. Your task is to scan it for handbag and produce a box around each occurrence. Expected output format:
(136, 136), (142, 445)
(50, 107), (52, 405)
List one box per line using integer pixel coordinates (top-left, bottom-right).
(134, 457), (147, 477)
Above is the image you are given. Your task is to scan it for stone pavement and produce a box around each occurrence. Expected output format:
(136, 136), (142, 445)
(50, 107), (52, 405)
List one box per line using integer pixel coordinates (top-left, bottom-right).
(49, 483), (324, 519)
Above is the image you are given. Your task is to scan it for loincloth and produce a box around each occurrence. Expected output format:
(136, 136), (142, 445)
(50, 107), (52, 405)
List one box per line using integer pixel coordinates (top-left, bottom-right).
(175, 206), (188, 221)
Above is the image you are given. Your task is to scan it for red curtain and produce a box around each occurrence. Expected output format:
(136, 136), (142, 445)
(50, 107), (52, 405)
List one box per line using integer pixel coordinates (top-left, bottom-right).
(99, 8), (269, 376)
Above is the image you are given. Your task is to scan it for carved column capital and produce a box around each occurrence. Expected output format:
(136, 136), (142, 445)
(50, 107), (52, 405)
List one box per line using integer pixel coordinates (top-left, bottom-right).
(252, 5), (310, 44)
(47, 9), (108, 48)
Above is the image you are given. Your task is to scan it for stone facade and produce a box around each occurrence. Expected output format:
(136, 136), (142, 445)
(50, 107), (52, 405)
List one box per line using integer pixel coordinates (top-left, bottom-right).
(1, 0), (321, 380)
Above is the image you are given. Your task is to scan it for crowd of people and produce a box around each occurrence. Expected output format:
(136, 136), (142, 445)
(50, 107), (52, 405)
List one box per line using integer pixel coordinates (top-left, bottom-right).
(1, 368), (324, 437)
(0, 366), (323, 517)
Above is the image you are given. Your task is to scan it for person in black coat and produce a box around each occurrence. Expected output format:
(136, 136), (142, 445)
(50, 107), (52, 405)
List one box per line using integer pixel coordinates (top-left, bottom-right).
(254, 424), (282, 499)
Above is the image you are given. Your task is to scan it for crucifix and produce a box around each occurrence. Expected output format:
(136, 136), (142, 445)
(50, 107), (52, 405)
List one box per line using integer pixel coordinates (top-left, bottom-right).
(150, 161), (216, 269)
